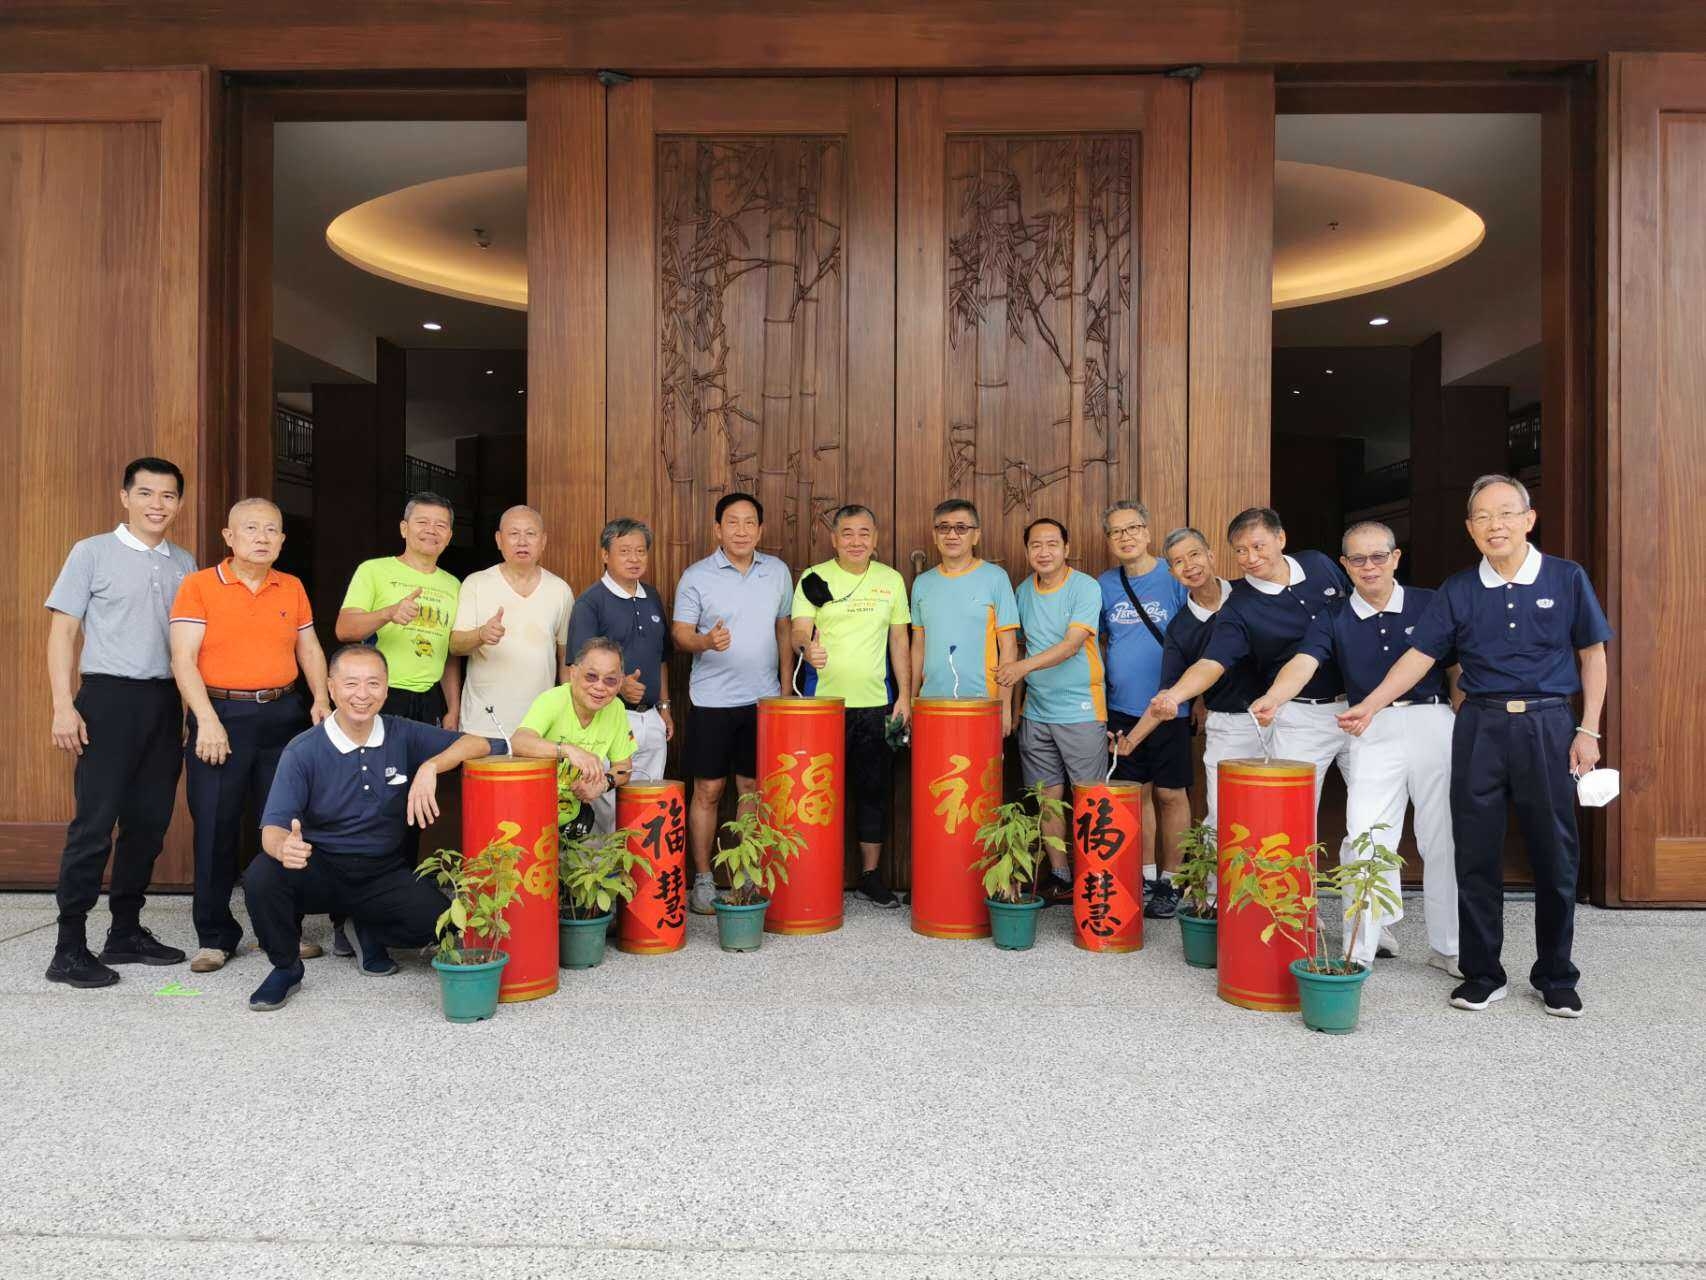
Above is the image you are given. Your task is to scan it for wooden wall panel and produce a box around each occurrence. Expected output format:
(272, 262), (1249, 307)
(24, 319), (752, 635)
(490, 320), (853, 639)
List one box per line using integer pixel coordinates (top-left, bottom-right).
(0, 71), (211, 889)
(1603, 53), (1706, 905)
(1188, 69), (1274, 559)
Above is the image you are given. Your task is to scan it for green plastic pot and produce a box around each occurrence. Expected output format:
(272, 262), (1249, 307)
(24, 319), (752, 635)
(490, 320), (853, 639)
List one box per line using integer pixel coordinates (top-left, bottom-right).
(559, 912), (614, 969)
(431, 949), (510, 1023)
(1178, 908), (1219, 969)
(985, 895), (1043, 951)
(713, 898), (769, 952)
(1289, 958), (1370, 1034)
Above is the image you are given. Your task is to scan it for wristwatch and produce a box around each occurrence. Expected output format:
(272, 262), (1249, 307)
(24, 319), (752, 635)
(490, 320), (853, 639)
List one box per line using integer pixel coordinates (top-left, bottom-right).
(604, 771), (618, 791)
(657, 700), (671, 711)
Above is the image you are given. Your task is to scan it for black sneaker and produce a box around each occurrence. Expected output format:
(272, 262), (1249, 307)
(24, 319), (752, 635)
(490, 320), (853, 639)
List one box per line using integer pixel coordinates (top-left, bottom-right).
(1449, 979), (1508, 1011)
(856, 870), (899, 909)
(348, 922), (399, 976)
(330, 918), (354, 958)
(1143, 879), (1181, 920)
(249, 962), (305, 1011)
(1040, 872), (1075, 905)
(1542, 988), (1584, 1019)
(1141, 878), (1156, 906)
(45, 946), (120, 989)
(98, 926), (185, 966)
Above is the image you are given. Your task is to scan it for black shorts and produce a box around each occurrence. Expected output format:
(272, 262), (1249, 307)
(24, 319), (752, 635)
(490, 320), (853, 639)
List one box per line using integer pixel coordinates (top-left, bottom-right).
(683, 703), (759, 780)
(1109, 711), (1193, 790)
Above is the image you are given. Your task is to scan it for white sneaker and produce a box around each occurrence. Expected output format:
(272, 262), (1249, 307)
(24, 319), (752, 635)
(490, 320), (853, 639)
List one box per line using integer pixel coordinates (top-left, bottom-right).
(189, 947), (229, 974)
(689, 874), (717, 915)
(1375, 927), (1400, 958)
(1427, 949), (1463, 978)
(1449, 980), (1507, 1011)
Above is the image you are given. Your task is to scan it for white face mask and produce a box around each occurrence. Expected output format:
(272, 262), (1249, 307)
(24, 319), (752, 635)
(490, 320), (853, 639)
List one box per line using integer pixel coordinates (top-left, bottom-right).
(1575, 768), (1620, 808)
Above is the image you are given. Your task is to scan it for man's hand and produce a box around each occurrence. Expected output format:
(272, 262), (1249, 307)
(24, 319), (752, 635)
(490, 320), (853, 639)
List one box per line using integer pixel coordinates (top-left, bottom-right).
(195, 715), (231, 766)
(620, 668), (646, 705)
(1109, 728), (1134, 758)
(477, 607), (506, 648)
(390, 587), (424, 627)
(892, 694), (911, 730)
(1000, 702), (1013, 738)
(660, 706), (675, 742)
(441, 704), (460, 732)
(1249, 694), (1282, 728)
(705, 618), (731, 652)
(571, 769), (609, 802)
(309, 700), (332, 726)
(407, 762), (441, 827)
(560, 743), (601, 777)
(1337, 702), (1376, 737)
(804, 635), (828, 670)
(994, 659), (1029, 689)
(51, 705), (89, 756)
(277, 818), (312, 870)
(1570, 731), (1601, 777)
(1148, 689), (1180, 721)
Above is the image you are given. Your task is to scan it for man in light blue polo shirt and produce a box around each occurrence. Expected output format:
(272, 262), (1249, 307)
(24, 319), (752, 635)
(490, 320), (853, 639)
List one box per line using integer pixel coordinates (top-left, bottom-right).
(910, 498), (1020, 731)
(670, 492), (793, 914)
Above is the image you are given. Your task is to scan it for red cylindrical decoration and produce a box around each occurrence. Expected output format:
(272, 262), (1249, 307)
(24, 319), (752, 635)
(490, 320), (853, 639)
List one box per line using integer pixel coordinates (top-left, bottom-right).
(910, 697), (1003, 940)
(462, 757), (559, 1003)
(1216, 758), (1317, 1011)
(1071, 781), (1144, 953)
(757, 696), (846, 934)
(616, 781), (688, 955)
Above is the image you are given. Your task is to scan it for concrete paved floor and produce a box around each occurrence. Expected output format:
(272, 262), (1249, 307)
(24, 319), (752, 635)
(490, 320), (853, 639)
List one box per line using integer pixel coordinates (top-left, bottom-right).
(1, 890), (1702, 1279)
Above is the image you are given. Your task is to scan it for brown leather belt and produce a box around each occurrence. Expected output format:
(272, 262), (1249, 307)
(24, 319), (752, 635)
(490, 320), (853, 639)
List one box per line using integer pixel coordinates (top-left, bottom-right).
(206, 684), (294, 703)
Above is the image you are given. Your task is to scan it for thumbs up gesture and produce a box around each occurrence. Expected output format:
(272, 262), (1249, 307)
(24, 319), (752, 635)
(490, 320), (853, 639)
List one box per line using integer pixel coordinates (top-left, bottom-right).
(477, 606), (506, 648)
(804, 629), (829, 671)
(706, 617), (732, 652)
(279, 818), (313, 869)
(620, 667), (646, 705)
(391, 587), (424, 626)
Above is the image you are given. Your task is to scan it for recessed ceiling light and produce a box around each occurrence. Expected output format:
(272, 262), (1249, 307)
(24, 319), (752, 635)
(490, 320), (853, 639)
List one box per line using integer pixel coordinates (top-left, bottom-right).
(1324, 368), (1335, 375)
(517, 388), (525, 395)
(1290, 389), (1301, 396)
(1368, 316), (1390, 327)
(485, 369), (494, 375)
(421, 321), (443, 331)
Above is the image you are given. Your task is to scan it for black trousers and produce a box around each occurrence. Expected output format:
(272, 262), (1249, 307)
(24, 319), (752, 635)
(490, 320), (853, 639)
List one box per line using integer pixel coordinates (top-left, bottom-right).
(186, 694), (308, 950)
(244, 847), (449, 969)
(387, 683), (445, 868)
(1449, 700), (1581, 992)
(55, 676), (183, 949)
(846, 706), (892, 846)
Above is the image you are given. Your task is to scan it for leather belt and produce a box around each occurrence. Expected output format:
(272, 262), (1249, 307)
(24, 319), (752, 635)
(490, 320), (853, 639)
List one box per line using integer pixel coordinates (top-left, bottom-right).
(1390, 696), (1446, 708)
(1467, 696), (1566, 714)
(1292, 695), (1346, 706)
(630, 702), (657, 714)
(206, 684), (294, 703)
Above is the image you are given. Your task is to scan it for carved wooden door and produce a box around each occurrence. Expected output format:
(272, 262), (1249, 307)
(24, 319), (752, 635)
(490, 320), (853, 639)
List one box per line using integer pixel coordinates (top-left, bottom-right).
(896, 78), (1189, 584)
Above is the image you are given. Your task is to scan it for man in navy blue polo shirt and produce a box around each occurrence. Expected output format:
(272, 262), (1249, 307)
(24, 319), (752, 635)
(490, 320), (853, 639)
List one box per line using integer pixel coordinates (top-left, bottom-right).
(1251, 521), (1459, 975)
(1150, 507), (1353, 814)
(242, 645), (508, 1011)
(1341, 475), (1610, 1018)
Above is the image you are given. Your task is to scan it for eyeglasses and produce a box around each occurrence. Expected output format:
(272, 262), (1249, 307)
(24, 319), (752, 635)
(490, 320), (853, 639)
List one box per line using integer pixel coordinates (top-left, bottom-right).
(1106, 522), (1147, 539)
(580, 672), (624, 690)
(933, 523), (977, 536)
(1343, 551), (1393, 568)
(1469, 509), (1529, 529)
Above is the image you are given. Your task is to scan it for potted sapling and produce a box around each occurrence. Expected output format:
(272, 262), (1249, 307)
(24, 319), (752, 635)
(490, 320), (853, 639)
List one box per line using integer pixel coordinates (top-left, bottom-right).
(711, 793), (805, 952)
(969, 782), (1066, 951)
(1286, 825), (1405, 1033)
(558, 826), (648, 969)
(1174, 819), (1219, 969)
(415, 822), (526, 1023)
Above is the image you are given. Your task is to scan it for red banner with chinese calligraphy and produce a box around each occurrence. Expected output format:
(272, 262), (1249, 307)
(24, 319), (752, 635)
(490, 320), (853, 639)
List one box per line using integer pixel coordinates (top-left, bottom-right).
(462, 758), (559, 1002)
(1071, 781), (1144, 953)
(1217, 758), (1316, 1011)
(617, 781), (688, 955)
(757, 696), (846, 934)
(910, 698), (1002, 940)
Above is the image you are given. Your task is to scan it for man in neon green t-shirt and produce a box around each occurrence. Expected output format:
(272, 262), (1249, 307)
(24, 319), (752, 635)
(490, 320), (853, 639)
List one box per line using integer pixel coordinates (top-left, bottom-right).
(790, 504), (911, 907)
(512, 637), (637, 840)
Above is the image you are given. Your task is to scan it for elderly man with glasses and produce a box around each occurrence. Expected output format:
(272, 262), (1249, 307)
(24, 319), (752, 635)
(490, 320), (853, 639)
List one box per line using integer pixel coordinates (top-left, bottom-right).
(511, 637), (636, 845)
(1339, 476), (1610, 1019)
(1250, 521), (1460, 976)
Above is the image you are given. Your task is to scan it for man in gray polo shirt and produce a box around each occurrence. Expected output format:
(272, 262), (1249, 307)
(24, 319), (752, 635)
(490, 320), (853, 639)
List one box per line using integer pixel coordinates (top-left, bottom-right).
(44, 457), (198, 988)
(670, 492), (793, 914)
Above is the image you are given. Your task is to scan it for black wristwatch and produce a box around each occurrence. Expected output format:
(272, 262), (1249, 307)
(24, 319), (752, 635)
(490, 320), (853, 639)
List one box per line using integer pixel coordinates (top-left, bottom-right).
(604, 771), (618, 791)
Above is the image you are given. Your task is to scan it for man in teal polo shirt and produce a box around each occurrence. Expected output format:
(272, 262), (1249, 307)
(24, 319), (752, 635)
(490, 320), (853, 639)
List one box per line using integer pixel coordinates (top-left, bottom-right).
(910, 498), (1020, 733)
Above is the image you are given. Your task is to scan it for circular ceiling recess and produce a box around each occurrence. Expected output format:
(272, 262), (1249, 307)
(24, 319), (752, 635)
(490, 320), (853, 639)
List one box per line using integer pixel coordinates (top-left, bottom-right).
(326, 166), (527, 311)
(1273, 161), (1485, 310)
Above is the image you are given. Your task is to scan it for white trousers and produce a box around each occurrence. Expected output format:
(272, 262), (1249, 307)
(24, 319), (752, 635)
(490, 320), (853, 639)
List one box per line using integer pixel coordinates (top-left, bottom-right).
(593, 707), (669, 833)
(1273, 699), (1353, 812)
(1339, 703), (1458, 964)
(1203, 710), (1269, 836)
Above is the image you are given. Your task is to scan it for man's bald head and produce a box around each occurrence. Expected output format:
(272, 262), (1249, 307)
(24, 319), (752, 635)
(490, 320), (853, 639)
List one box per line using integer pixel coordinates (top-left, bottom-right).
(499, 505), (543, 530)
(496, 504), (546, 566)
(227, 496), (283, 526)
(223, 496), (285, 566)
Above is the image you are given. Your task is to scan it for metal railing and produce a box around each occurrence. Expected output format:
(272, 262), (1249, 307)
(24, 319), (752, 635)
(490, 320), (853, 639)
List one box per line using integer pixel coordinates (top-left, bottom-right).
(1507, 404), (1541, 471)
(275, 407), (314, 476)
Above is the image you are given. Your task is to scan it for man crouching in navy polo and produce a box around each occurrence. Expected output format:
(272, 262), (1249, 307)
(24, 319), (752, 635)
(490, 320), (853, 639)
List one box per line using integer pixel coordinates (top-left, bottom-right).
(1340, 475), (1610, 1018)
(242, 645), (509, 1011)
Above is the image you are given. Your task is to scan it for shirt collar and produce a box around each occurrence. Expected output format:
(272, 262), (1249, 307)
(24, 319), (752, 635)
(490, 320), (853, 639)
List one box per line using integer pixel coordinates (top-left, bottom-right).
(1187, 578), (1232, 622)
(601, 573), (646, 600)
(1246, 554), (1305, 596)
(1350, 582), (1404, 620)
(712, 547), (766, 574)
(1478, 544), (1543, 588)
(215, 557), (279, 589)
(324, 713), (386, 754)
(114, 524), (174, 557)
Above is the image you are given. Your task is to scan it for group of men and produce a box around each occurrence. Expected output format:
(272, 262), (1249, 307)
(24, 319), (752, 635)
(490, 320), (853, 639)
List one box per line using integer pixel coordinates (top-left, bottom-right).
(42, 456), (1608, 1018)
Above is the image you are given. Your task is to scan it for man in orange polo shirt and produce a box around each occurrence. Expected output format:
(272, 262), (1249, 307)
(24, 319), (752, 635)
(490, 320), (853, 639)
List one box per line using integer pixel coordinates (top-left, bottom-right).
(170, 498), (331, 973)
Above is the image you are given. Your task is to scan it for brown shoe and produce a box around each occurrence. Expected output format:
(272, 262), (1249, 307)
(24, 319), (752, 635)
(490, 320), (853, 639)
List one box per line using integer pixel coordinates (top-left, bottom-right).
(189, 947), (229, 974)
(1039, 872), (1075, 905)
(298, 940), (325, 960)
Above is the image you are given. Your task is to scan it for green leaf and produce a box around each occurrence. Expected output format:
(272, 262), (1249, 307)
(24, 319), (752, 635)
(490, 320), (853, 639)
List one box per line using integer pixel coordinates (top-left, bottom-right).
(449, 898), (468, 930)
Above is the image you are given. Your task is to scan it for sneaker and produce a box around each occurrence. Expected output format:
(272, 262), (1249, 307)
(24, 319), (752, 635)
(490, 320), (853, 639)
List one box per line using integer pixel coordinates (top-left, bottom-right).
(1449, 979), (1508, 1011)
(248, 962), (305, 1011)
(98, 926), (185, 967)
(298, 940), (324, 961)
(689, 873), (717, 915)
(1375, 927), (1400, 959)
(1141, 878), (1156, 906)
(1542, 988), (1584, 1019)
(348, 922), (399, 977)
(1040, 872), (1075, 905)
(45, 946), (120, 989)
(1426, 949), (1463, 978)
(189, 947), (230, 974)
(1144, 880), (1181, 920)
(856, 870), (899, 909)
(330, 919), (354, 958)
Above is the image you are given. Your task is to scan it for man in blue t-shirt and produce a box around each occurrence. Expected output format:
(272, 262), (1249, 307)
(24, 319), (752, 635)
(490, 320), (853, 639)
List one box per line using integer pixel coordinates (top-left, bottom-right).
(242, 645), (508, 1012)
(1096, 499), (1189, 917)
(910, 499), (1020, 729)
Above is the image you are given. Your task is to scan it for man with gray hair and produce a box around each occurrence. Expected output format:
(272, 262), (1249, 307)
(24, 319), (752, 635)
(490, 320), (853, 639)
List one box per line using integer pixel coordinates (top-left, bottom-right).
(570, 517), (673, 827)
(450, 505), (574, 738)
(1251, 520), (1460, 975)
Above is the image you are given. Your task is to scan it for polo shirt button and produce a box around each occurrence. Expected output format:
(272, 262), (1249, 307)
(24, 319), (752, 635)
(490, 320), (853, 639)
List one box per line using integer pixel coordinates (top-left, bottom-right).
(1507, 603), (1514, 610)
(363, 785), (370, 791)
(1508, 623), (1516, 629)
